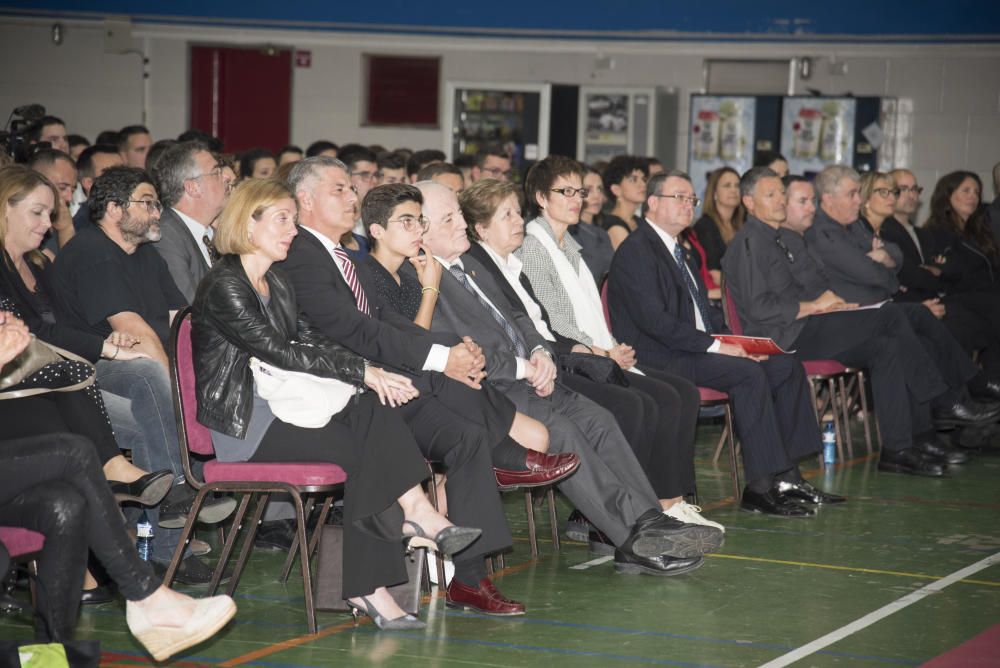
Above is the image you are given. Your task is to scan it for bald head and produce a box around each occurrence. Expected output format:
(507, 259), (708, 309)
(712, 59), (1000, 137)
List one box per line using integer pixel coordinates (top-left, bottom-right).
(889, 168), (921, 220)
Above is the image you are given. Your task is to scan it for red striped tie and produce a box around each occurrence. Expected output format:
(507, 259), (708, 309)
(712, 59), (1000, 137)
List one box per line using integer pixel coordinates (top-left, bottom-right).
(333, 246), (371, 316)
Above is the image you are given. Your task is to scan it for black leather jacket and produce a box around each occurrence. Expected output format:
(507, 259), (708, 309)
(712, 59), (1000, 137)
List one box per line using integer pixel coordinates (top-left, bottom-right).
(192, 254), (367, 439)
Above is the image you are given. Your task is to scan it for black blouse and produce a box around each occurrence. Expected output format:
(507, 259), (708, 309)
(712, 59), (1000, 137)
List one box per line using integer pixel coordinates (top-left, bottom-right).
(362, 255), (424, 321)
(692, 214), (728, 271)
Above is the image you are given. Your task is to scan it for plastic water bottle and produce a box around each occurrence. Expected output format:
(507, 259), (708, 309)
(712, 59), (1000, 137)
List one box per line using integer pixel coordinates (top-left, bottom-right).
(136, 511), (154, 561)
(822, 422), (837, 465)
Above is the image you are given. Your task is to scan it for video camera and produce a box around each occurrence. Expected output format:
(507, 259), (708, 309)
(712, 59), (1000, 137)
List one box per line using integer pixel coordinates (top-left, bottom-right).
(0, 104), (46, 163)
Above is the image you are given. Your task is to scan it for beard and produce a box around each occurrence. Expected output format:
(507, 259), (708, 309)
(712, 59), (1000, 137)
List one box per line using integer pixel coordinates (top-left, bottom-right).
(119, 210), (160, 244)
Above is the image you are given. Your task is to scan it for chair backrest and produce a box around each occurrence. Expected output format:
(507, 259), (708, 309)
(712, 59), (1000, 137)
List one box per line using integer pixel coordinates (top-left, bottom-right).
(720, 277), (744, 336)
(169, 308), (216, 458)
(600, 281), (611, 331)
(0, 527), (44, 558)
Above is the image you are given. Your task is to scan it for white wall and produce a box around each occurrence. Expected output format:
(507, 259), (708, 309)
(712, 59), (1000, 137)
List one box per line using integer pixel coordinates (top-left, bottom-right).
(3, 15), (999, 203)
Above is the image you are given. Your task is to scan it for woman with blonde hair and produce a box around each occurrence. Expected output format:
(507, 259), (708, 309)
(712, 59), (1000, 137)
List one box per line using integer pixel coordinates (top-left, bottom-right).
(192, 178), (480, 629)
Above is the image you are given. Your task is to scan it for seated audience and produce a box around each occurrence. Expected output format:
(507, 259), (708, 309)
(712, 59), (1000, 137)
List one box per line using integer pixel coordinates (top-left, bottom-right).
(191, 177), (482, 629)
(692, 166), (744, 292)
(601, 155), (648, 249)
(376, 151), (407, 185)
(305, 140), (338, 158)
(417, 161), (465, 194)
(570, 164), (615, 284)
(470, 146), (512, 183)
(277, 145), (303, 166)
(27, 116), (69, 154)
(67, 134), (90, 161)
(753, 150), (789, 178)
(27, 148), (77, 251)
(118, 125), (153, 169)
(407, 149), (446, 183)
(454, 153), (477, 188)
(72, 143), (123, 230)
(238, 147), (277, 180)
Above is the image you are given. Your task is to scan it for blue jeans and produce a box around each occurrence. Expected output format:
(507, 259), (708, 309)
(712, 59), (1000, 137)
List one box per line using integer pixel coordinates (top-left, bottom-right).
(97, 358), (187, 563)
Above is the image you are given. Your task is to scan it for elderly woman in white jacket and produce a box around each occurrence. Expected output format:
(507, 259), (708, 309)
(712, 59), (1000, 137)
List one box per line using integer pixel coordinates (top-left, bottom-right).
(460, 167), (722, 537)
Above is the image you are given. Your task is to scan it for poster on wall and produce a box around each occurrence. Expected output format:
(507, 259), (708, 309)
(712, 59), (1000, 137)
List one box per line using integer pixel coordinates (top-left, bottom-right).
(687, 95), (756, 203)
(582, 93), (630, 164)
(780, 97), (857, 177)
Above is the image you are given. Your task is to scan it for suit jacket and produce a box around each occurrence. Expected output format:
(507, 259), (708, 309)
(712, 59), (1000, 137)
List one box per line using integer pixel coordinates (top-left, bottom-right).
(153, 207), (210, 303)
(805, 209), (902, 304)
(432, 252), (552, 388)
(878, 217), (942, 300)
(607, 219), (727, 376)
(278, 227), (457, 382)
(464, 241), (580, 356)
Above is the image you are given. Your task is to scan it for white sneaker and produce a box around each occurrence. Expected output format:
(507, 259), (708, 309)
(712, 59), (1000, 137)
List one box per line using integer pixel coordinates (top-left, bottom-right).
(664, 502), (725, 533)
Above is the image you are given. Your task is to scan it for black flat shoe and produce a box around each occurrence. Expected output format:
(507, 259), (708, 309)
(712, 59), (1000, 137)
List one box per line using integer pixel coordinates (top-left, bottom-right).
(740, 488), (814, 517)
(878, 448), (946, 477)
(109, 470), (174, 506)
(914, 438), (969, 465)
(613, 548), (704, 577)
(932, 401), (1000, 428)
(776, 480), (847, 505)
(81, 583), (116, 606)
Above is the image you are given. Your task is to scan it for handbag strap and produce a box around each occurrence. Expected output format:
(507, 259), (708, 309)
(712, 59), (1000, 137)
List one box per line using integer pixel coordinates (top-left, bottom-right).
(0, 340), (97, 400)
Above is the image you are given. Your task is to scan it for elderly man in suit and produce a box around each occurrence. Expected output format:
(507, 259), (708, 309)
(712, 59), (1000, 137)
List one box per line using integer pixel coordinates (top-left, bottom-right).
(607, 170), (837, 517)
(150, 140), (231, 303)
(416, 181), (722, 577)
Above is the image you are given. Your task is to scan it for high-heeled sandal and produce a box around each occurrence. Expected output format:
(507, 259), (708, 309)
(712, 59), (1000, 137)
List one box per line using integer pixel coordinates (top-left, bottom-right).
(126, 595), (236, 662)
(401, 520), (481, 556)
(347, 596), (427, 630)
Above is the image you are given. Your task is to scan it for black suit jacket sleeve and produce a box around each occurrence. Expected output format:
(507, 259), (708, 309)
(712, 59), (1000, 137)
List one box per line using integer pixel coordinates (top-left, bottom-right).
(279, 229), (451, 375)
(461, 254), (552, 355)
(879, 218), (942, 297)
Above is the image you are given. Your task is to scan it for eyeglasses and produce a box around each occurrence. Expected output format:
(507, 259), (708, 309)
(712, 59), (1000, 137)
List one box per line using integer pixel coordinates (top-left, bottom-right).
(126, 199), (163, 214)
(387, 215), (429, 232)
(873, 188), (901, 198)
(351, 170), (379, 182)
(481, 166), (513, 179)
(550, 187), (589, 199)
(189, 166), (223, 181)
(897, 185), (924, 195)
(653, 193), (701, 207)
(775, 235), (795, 263)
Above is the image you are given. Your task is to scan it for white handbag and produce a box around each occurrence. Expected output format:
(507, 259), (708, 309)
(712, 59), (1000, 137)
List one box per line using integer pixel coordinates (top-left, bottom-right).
(248, 357), (358, 428)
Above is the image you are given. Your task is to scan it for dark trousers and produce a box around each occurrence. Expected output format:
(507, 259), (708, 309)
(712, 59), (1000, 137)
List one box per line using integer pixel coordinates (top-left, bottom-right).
(251, 393), (428, 599)
(0, 390), (120, 465)
(396, 375), (513, 566)
(561, 367), (700, 498)
(653, 352), (820, 485)
(0, 435), (159, 641)
(894, 302), (978, 401)
(792, 306), (947, 451)
(942, 291), (1000, 377)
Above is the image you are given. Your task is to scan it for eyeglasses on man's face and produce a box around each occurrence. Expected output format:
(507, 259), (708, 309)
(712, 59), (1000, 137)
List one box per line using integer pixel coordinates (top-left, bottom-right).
(653, 193), (701, 207)
(351, 170), (379, 183)
(189, 166), (224, 181)
(897, 185), (923, 195)
(126, 199), (164, 214)
(387, 215), (429, 232)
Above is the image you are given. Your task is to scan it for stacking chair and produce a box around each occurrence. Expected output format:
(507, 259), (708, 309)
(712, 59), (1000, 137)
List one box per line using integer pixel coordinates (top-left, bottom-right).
(166, 308), (346, 633)
(0, 528), (43, 606)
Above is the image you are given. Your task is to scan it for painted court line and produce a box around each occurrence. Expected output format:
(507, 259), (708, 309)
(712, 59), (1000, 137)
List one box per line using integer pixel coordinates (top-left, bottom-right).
(570, 555), (614, 570)
(756, 550), (1000, 668)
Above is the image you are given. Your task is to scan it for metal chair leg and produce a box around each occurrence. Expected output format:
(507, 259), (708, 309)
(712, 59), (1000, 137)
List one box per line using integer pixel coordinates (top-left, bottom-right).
(855, 370), (875, 453)
(711, 423), (729, 464)
(724, 405), (740, 499)
(224, 492), (269, 597)
(290, 491), (318, 634)
(524, 489), (538, 558)
(546, 487), (560, 551)
(281, 495), (318, 583)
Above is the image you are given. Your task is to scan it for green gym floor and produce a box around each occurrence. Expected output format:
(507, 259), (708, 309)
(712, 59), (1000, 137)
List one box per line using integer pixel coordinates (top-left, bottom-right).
(3, 422), (999, 667)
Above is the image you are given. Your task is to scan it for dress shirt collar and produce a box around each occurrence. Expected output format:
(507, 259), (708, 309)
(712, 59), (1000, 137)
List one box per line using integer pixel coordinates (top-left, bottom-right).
(300, 224), (341, 255)
(644, 217), (681, 255)
(479, 242), (522, 277)
(173, 207), (212, 266)
(434, 255), (461, 271)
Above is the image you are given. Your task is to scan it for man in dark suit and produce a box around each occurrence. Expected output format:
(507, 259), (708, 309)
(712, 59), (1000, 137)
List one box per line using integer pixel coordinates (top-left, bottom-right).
(278, 159), (577, 614)
(608, 170), (837, 516)
(150, 140), (231, 303)
(416, 180), (721, 577)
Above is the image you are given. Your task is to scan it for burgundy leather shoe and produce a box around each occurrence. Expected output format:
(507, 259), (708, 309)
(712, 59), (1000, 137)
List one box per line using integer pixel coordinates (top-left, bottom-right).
(446, 577), (526, 616)
(494, 451), (580, 490)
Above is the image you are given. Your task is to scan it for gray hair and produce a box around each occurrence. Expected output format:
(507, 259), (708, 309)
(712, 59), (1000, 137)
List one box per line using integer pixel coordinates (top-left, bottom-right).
(814, 164), (860, 198)
(286, 156), (349, 197)
(739, 166), (780, 199)
(643, 169), (691, 216)
(151, 140), (209, 208)
(414, 179), (452, 217)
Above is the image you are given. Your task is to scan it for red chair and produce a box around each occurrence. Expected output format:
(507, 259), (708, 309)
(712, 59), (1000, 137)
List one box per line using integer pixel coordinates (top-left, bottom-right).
(720, 279), (875, 462)
(600, 282), (741, 500)
(0, 527), (44, 606)
(166, 308), (346, 633)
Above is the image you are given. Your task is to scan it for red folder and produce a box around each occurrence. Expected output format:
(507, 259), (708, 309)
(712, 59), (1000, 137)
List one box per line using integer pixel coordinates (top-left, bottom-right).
(712, 335), (793, 355)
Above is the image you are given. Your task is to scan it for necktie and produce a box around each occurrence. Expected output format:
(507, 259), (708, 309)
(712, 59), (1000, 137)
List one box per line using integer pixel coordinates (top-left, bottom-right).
(672, 243), (715, 335)
(202, 234), (220, 264)
(448, 265), (528, 358)
(333, 246), (371, 316)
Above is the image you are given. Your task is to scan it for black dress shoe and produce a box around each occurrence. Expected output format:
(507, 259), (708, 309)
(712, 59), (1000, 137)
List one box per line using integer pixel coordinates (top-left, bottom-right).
(740, 488), (814, 517)
(588, 528), (616, 556)
(971, 380), (1000, 402)
(932, 400), (1000, 428)
(158, 486), (238, 529)
(109, 470), (174, 506)
(878, 448), (946, 477)
(81, 583), (116, 605)
(623, 509), (724, 559)
(151, 555), (230, 586)
(613, 548), (704, 576)
(776, 480), (847, 505)
(254, 519), (297, 552)
(914, 438), (969, 465)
